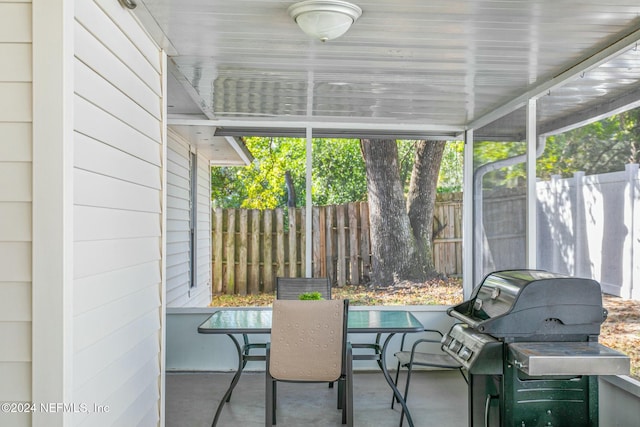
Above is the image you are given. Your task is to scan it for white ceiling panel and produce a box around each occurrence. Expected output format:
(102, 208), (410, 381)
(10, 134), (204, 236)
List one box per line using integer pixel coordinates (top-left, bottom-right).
(137, 0), (640, 141)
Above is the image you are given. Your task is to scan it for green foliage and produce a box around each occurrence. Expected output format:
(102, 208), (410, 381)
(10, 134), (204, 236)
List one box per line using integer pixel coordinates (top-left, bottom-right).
(211, 167), (247, 208)
(472, 107), (640, 189)
(298, 291), (323, 300)
(212, 137), (468, 208)
(473, 140), (527, 189)
(211, 137), (305, 209)
(438, 141), (464, 193)
(212, 137), (368, 208)
(539, 109), (640, 178)
(398, 140), (464, 193)
(311, 138), (367, 205)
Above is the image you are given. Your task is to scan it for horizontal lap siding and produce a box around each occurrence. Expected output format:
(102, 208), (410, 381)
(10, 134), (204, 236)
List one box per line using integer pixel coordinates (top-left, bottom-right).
(193, 152), (212, 306)
(166, 133), (211, 307)
(166, 136), (191, 306)
(0, 2), (32, 426)
(73, 2), (162, 426)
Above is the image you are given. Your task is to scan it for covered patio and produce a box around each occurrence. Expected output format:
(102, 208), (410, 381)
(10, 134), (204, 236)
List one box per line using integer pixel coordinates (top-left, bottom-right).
(155, 1), (640, 422)
(1, 1), (639, 427)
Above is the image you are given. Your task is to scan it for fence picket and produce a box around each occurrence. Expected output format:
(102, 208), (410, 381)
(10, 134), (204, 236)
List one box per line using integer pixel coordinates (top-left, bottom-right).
(263, 210), (273, 292)
(238, 209), (248, 295)
(325, 205), (335, 284)
(359, 202), (371, 282)
(312, 207), (322, 277)
(225, 209), (236, 293)
(336, 204), (347, 286)
(213, 208), (223, 293)
(276, 209), (285, 278)
(249, 209), (260, 294)
(288, 207), (297, 277)
(300, 208), (306, 276)
(348, 203), (359, 285)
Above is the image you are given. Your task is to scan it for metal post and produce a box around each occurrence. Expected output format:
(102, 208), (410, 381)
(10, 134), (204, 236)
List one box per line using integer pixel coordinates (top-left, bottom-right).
(526, 99), (537, 269)
(305, 126), (313, 277)
(463, 129), (475, 298)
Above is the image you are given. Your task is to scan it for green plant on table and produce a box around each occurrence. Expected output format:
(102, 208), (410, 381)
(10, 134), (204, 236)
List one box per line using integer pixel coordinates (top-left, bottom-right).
(298, 291), (323, 300)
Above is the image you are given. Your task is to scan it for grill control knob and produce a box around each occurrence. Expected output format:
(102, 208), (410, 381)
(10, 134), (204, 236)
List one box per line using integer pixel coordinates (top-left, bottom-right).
(458, 346), (473, 361)
(449, 340), (462, 352)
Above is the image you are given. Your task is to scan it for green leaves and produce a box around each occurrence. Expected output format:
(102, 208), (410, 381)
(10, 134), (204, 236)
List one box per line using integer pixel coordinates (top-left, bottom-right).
(311, 138), (367, 205)
(471, 108), (640, 189)
(211, 137), (368, 208)
(541, 110), (640, 178)
(298, 292), (324, 300)
(438, 141), (464, 193)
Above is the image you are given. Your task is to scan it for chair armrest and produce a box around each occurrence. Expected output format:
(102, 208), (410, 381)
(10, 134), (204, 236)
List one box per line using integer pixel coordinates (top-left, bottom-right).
(409, 330), (445, 355)
(398, 329), (444, 352)
(420, 329), (445, 339)
(394, 332), (462, 370)
(394, 330), (448, 365)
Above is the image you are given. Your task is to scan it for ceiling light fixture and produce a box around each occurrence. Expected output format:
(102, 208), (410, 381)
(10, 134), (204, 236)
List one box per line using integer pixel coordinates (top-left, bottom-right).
(288, 0), (362, 42)
(118, 0), (137, 9)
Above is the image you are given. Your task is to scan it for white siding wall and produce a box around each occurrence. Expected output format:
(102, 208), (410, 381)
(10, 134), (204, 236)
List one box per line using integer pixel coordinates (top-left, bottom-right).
(196, 151), (212, 305)
(0, 1), (32, 426)
(166, 131), (211, 307)
(73, 1), (162, 426)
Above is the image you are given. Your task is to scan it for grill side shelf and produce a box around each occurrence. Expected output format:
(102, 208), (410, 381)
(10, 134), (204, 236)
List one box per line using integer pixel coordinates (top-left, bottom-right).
(507, 342), (630, 376)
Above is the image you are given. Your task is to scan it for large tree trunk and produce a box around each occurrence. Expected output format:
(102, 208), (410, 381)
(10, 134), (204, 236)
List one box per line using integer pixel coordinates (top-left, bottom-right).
(360, 139), (426, 285)
(406, 140), (447, 276)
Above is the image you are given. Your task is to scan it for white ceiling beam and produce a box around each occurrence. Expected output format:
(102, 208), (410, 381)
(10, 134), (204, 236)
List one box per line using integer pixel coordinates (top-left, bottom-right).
(224, 136), (253, 165)
(167, 118), (463, 135)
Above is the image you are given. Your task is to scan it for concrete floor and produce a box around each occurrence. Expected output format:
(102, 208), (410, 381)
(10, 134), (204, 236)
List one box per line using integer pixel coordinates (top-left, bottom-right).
(166, 369), (468, 427)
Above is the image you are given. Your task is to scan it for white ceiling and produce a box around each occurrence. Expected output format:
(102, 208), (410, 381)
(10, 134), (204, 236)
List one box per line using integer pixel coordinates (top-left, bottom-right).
(134, 0), (640, 143)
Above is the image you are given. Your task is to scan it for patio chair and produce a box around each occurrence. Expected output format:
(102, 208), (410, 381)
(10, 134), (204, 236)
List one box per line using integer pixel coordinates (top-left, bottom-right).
(275, 276), (332, 300)
(265, 299), (353, 426)
(239, 277), (333, 374)
(275, 276), (382, 394)
(275, 277), (339, 387)
(392, 330), (468, 427)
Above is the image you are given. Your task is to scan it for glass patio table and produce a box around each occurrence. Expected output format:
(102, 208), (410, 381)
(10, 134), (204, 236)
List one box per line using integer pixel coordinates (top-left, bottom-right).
(198, 308), (425, 427)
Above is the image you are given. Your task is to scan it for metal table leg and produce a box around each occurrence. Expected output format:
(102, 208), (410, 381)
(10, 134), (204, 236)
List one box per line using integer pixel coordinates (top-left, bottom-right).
(380, 333), (416, 427)
(211, 334), (243, 427)
(210, 334), (266, 427)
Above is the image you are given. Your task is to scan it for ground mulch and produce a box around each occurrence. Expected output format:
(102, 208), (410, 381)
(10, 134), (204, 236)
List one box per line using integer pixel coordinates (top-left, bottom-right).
(211, 278), (639, 378)
(601, 294), (640, 378)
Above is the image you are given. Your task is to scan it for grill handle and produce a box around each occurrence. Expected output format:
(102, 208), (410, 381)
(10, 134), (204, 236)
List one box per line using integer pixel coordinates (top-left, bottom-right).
(484, 394), (499, 427)
(447, 308), (481, 329)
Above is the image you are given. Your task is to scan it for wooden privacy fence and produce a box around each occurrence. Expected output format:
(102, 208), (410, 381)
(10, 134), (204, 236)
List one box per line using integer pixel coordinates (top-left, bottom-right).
(212, 195), (463, 295)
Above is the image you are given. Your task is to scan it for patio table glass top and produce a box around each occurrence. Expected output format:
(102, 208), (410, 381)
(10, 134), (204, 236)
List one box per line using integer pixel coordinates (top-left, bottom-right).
(197, 308), (424, 334)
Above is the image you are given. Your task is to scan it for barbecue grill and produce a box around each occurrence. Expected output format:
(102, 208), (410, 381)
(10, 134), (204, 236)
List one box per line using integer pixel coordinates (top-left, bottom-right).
(442, 269), (630, 427)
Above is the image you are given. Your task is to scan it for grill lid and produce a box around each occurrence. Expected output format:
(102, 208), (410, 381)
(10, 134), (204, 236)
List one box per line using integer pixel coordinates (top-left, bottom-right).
(448, 270), (608, 340)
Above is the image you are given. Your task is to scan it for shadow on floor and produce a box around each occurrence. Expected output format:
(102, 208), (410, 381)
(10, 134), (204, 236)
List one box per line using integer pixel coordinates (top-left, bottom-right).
(166, 370), (468, 427)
